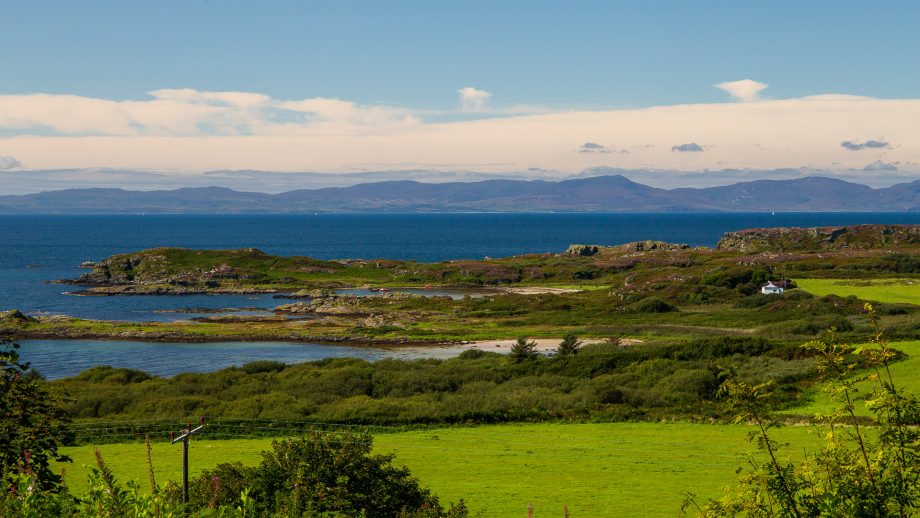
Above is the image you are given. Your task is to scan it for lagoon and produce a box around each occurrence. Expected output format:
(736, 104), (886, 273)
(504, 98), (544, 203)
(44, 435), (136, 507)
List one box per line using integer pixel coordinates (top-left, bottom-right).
(18, 339), (473, 380)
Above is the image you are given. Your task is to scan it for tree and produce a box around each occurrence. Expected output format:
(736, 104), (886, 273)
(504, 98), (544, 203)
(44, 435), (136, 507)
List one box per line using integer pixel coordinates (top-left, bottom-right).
(509, 336), (539, 363)
(556, 333), (582, 357)
(0, 339), (72, 488)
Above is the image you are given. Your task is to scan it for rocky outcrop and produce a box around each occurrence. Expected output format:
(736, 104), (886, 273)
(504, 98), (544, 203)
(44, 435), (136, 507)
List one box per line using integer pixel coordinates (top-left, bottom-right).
(69, 285), (277, 296)
(0, 309), (33, 323)
(716, 224), (920, 253)
(566, 241), (691, 256)
(275, 293), (363, 315)
(288, 288), (332, 299)
(71, 248), (275, 289)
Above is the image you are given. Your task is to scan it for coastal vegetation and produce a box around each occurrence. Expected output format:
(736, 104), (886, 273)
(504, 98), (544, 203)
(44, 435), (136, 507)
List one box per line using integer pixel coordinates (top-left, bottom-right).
(4, 224), (920, 349)
(52, 335), (811, 425)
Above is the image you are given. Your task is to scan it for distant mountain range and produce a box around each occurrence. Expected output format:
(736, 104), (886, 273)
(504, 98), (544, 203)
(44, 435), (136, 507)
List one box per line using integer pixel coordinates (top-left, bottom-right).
(2, 175), (920, 213)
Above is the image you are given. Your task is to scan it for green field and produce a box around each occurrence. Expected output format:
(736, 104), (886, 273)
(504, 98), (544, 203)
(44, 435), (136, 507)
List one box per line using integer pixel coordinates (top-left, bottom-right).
(59, 422), (820, 517)
(796, 278), (920, 305)
(784, 339), (920, 417)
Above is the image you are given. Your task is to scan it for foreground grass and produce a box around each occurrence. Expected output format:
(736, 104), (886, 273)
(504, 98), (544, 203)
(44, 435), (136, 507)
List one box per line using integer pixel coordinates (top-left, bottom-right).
(59, 422), (819, 517)
(796, 278), (920, 306)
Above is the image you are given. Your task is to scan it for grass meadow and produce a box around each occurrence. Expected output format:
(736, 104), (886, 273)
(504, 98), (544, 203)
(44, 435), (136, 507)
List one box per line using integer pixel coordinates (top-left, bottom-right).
(796, 278), (920, 306)
(784, 339), (920, 417)
(59, 422), (821, 517)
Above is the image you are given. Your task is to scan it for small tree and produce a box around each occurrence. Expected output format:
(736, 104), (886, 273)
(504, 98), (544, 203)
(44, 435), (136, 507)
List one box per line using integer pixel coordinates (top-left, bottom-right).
(556, 333), (582, 357)
(509, 337), (539, 363)
(0, 339), (72, 489)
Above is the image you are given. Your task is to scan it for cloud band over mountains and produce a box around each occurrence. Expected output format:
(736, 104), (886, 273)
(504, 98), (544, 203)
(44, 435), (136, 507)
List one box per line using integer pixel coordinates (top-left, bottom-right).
(0, 84), (917, 174)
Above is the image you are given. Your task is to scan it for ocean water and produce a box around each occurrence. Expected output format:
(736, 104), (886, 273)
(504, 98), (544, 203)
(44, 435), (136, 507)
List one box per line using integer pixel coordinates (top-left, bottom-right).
(4, 213), (920, 377)
(4, 212), (920, 318)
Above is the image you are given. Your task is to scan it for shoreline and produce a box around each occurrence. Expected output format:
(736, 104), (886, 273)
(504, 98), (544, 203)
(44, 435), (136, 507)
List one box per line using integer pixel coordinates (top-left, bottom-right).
(60, 284), (587, 297)
(8, 328), (628, 350)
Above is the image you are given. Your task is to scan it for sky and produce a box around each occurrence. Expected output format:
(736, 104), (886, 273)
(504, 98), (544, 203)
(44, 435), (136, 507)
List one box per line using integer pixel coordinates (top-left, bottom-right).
(1, 1), (919, 191)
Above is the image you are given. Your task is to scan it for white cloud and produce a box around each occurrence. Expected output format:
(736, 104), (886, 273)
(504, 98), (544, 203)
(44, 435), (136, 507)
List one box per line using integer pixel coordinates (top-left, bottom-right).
(0, 156), (22, 170)
(458, 86), (491, 112)
(0, 88), (918, 175)
(714, 79), (769, 102)
(0, 90), (418, 137)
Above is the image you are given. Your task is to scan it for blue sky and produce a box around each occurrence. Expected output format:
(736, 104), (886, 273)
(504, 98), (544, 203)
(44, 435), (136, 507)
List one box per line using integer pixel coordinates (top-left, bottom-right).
(1, 1), (919, 187)
(4, 1), (918, 108)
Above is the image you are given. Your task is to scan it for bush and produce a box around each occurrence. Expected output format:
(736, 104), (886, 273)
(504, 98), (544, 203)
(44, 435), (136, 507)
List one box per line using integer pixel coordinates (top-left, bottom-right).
(190, 431), (467, 517)
(629, 297), (677, 313)
(238, 360), (287, 374)
(457, 348), (485, 360)
(789, 314), (855, 335)
(879, 252), (920, 273)
(68, 365), (153, 384)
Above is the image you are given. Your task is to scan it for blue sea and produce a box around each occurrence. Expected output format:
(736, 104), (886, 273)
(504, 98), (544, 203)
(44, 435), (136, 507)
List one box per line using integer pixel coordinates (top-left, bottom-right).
(3, 213), (920, 378)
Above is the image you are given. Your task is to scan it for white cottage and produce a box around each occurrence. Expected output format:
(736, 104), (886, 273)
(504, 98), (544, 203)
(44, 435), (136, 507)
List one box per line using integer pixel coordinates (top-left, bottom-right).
(761, 281), (785, 295)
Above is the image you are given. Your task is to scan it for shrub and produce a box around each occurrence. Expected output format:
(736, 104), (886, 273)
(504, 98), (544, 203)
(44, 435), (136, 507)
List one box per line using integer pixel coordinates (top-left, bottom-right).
(457, 348), (485, 360)
(68, 365), (153, 384)
(628, 297), (677, 313)
(190, 431), (467, 517)
(239, 360), (287, 374)
(879, 252), (920, 273)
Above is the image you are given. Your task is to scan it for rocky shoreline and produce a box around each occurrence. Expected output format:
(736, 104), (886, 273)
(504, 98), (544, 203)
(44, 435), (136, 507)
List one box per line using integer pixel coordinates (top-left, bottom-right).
(62, 285), (283, 296)
(3, 325), (455, 347)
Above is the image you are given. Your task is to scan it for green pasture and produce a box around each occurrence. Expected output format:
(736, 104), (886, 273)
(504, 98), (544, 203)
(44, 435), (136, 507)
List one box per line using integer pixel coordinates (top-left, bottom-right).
(59, 422), (820, 517)
(796, 278), (920, 306)
(785, 340), (920, 418)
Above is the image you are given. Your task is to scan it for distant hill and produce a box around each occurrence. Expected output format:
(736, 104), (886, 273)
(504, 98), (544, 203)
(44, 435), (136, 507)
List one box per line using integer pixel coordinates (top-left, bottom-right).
(2, 175), (920, 213)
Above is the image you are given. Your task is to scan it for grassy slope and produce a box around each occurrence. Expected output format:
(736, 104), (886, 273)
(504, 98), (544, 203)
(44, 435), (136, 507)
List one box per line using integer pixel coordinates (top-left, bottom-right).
(785, 340), (920, 417)
(796, 278), (920, 306)
(59, 422), (819, 517)
(790, 276), (920, 416)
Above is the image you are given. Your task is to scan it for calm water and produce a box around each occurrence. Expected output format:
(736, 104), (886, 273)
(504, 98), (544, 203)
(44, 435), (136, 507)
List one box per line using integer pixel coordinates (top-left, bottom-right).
(4, 213), (920, 376)
(17, 339), (471, 380)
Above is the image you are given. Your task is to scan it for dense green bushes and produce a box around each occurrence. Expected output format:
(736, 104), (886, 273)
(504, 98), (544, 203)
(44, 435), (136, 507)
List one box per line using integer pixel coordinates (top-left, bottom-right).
(54, 336), (816, 427)
(628, 297), (677, 313)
